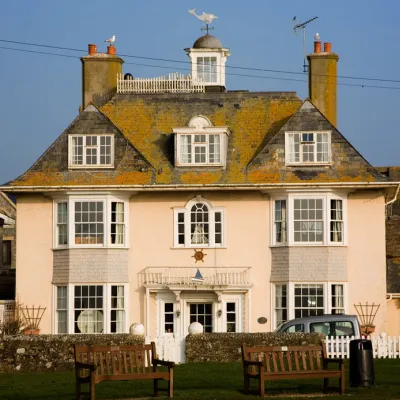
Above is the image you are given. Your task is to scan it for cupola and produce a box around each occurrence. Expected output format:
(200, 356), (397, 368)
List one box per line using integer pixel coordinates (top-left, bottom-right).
(185, 34), (230, 92)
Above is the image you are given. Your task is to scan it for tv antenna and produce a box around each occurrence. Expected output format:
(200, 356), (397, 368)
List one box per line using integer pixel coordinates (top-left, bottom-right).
(293, 16), (318, 73)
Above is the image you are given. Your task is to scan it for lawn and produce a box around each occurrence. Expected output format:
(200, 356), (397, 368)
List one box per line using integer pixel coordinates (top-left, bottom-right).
(0, 360), (399, 400)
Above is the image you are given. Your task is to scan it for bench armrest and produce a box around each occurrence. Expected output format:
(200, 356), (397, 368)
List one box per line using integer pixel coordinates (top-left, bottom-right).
(75, 361), (96, 372)
(243, 360), (263, 367)
(153, 358), (175, 368)
(325, 358), (344, 364)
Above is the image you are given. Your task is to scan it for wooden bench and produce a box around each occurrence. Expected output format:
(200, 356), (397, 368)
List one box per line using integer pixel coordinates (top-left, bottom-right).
(74, 342), (174, 400)
(241, 344), (344, 396)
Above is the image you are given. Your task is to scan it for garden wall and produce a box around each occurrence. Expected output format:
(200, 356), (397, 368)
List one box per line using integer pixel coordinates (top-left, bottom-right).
(0, 334), (144, 373)
(185, 332), (324, 362)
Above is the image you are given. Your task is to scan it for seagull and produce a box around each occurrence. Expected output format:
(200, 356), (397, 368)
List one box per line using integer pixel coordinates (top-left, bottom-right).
(105, 35), (115, 44)
(188, 9), (218, 25)
(315, 33), (320, 41)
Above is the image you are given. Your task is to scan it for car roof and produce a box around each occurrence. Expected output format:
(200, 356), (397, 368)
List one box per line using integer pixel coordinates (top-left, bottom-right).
(280, 314), (358, 326)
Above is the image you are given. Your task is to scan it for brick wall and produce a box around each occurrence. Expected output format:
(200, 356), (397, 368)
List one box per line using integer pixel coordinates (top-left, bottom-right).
(0, 334), (144, 373)
(185, 332), (323, 362)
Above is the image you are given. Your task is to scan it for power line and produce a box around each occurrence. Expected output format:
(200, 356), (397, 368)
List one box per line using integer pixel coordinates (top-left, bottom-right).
(1, 44), (400, 91)
(1, 38), (400, 84)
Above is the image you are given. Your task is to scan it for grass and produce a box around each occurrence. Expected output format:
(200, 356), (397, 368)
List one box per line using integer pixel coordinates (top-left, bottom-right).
(0, 360), (399, 400)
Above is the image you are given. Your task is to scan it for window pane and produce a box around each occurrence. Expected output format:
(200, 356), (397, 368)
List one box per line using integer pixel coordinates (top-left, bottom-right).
(74, 202), (104, 245)
(111, 202), (124, 245)
(74, 285), (104, 333)
(294, 284), (324, 318)
(275, 284), (287, 327)
(191, 203), (209, 245)
(293, 198), (323, 242)
(330, 199), (343, 242)
(274, 200), (287, 243)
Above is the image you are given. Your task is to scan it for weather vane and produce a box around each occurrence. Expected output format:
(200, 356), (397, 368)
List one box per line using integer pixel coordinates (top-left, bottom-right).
(188, 9), (218, 34)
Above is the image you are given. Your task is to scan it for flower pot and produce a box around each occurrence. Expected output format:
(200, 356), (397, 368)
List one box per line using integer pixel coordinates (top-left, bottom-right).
(24, 328), (40, 335)
(361, 325), (375, 335)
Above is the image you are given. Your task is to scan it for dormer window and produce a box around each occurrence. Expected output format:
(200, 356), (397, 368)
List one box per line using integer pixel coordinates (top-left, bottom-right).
(174, 116), (229, 167)
(69, 135), (114, 168)
(285, 131), (330, 165)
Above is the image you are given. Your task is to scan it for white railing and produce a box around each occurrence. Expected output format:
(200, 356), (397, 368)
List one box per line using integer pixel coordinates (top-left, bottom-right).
(117, 73), (206, 94)
(139, 267), (252, 287)
(326, 335), (400, 359)
(146, 335), (186, 364)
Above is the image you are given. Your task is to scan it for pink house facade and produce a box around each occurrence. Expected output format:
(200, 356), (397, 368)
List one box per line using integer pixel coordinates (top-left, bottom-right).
(2, 33), (399, 340)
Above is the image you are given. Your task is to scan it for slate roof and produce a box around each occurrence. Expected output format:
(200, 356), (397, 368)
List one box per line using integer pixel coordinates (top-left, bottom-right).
(5, 92), (393, 188)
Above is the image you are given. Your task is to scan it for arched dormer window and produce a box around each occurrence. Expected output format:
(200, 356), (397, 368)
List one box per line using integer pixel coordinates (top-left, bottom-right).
(174, 197), (224, 248)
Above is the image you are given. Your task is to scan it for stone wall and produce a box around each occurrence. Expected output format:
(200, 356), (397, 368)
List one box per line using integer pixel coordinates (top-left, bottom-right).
(185, 332), (323, 363)
(0, 334), (144, 373)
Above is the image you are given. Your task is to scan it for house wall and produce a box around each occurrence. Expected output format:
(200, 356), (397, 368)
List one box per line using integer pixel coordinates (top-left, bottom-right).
(14, 189), (388, 335)
(347, 190), (387, 333)
(16, 194), (53, 332)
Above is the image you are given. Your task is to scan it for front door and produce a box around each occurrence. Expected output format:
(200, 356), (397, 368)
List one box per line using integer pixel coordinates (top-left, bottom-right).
(189, 303), (213, 332)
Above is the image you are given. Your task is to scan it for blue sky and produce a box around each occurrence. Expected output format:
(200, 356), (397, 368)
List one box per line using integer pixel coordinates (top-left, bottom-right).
(1, 0), (399, 184)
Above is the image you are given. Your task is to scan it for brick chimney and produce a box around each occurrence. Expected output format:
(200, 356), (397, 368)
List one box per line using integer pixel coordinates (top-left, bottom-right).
(80, 43), (124, 109)
(307, 38), (339, 127)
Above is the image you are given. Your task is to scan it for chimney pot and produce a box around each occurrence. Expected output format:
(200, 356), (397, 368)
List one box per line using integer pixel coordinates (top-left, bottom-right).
(88, 44), (97, 55)
(314, 41), (321, 53)
(107, 44), (116, 55)
(324, 42), (332, 53)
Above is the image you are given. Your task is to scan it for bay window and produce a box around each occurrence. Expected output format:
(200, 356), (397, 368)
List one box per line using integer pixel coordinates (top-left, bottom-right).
(285, 131), (330, 165)
(54, 196), (127, 248)
(273, 283), (347, 329)
(272, 193), (346, 246)
(54, 284), (127, 334)
(69, 135), (114, 168)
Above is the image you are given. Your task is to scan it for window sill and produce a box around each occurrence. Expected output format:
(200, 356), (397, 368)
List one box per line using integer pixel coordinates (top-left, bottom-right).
(270, 244), (347, 248)
(175, 164), (225, 168)
(285, 163), (331, 167)
(52, 246), (130, 251)
(68, 165), (115, 169)
(170, 246), (227, 250)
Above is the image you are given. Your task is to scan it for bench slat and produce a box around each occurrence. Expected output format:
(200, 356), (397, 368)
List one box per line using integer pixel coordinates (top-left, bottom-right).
(301, 351), (307, 371)
(308, 350), (314, 371)
(286, 350), (292, 371)
(278, 351), (285, 372)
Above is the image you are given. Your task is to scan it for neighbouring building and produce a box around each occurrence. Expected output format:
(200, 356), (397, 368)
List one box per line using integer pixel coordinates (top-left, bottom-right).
(0, 192), (16, 304)
(376, 166), (400, 335)
(1, 29), (399, 351)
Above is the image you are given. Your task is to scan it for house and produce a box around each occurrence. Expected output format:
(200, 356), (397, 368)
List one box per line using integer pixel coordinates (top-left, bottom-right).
(0, 192), (16, 306)
(1, 31), (399, 344)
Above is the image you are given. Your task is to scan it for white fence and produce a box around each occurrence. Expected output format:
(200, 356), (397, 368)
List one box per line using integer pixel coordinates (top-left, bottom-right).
(326, 335), (400, 359)
(146, 335), (186, 364)
(117, 73), (206, 94)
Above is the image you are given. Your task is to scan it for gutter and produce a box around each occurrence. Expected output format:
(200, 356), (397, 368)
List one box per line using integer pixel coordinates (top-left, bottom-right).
(0, 181), (399, 193)
(387, 294), (400, 300)
(385, 183), (400, 206)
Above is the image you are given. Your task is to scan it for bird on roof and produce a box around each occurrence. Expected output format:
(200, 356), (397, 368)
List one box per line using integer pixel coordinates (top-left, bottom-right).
(105, 35), (115, 44)
(188, 9), (218, 25)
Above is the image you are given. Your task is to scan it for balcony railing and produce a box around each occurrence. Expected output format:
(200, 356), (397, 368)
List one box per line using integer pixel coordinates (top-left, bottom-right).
(117, 73), (206, 94)
(139, 267), (252, 288)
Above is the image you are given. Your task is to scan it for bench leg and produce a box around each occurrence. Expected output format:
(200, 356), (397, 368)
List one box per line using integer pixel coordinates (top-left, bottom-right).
(153, 378), (159, 397)
(243, 374), (250, 395)
(90, 378), (95, 400)
(324, 378), (329, 394)
(75, 380), (81, 400)
(168, 369), (174, 397)
(258, 377), (265, 397)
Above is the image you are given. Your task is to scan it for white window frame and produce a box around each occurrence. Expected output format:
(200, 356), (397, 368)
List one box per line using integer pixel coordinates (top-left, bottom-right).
(270, 192), (347, 246)
(173, 117), (230, 168)
(285, 131), (331, 166)
(52, 194), (129, 249)
(68, 134), (114, 168)
(52, 283), (129, 334)
(271, 282), (348, 329)
(173, 197), (225, 248)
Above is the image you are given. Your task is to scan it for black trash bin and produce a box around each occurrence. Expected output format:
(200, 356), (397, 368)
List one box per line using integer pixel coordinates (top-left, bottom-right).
(349, 339), (375, 387)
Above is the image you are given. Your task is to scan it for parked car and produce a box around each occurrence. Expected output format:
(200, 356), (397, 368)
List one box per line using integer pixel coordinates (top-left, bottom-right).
(275, 314), (361, 337)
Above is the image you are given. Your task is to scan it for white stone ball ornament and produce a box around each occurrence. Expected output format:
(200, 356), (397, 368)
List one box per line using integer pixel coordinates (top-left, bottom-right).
(130, 323), (145, 335)
(188, 322), (203, 334)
